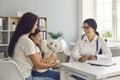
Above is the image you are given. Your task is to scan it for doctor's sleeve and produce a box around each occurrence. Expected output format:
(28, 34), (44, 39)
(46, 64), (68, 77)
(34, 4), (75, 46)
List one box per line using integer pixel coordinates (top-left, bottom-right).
(96, 39), (112, 59)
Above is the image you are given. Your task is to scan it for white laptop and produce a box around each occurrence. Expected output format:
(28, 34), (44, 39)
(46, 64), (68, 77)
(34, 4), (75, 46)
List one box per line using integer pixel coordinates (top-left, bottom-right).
(87, 58), (116, 67)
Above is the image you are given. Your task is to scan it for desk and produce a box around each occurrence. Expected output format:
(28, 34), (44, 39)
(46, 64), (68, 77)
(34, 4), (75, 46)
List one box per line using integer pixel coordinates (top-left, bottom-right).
(60, 57), (120, 80)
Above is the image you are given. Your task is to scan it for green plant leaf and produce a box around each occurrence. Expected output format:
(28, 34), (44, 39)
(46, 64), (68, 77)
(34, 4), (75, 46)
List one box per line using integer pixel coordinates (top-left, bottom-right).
(48, 31), (63, 39)
(102, 31), (112, 38)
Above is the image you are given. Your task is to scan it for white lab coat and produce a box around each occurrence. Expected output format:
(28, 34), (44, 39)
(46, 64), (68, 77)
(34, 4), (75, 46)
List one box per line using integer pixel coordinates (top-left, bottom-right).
(71, 34), (112, 61)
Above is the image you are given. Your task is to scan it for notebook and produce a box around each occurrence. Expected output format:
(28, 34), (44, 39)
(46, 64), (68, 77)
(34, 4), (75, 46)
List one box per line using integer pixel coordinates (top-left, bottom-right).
(87, 58), (116, 67)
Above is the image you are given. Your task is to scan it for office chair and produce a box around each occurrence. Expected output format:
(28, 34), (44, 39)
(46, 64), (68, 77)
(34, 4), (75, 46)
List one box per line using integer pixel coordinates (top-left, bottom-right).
(60, 39), (72, 62)
(0, 51), (4, 59)
(0, 59), (25, 80)
(60, 39), (71, 56)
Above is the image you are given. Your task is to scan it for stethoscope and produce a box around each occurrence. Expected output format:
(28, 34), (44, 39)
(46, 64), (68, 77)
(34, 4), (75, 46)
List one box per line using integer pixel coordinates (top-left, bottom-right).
(96, 38), (99, 54)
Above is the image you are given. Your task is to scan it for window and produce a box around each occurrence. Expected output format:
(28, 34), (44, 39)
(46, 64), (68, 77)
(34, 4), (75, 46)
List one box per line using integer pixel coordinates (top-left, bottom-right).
(117, 0), (120, 39)
(96, 0), (112, 40)
(96, 0), (120, 41)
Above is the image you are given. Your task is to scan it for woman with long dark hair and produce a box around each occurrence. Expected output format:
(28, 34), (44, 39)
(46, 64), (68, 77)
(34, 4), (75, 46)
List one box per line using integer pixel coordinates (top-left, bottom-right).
(8, 12), (58, 80)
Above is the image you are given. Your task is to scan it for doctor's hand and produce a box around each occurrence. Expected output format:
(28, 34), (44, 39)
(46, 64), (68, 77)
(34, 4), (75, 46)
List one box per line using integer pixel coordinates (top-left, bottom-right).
(79, 55), (88, 62)
(87, 55), (97, 60)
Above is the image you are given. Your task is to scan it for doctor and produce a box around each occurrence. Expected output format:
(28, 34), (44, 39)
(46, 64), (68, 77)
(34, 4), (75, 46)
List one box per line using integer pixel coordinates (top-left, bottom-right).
(72, 18), (112, 62)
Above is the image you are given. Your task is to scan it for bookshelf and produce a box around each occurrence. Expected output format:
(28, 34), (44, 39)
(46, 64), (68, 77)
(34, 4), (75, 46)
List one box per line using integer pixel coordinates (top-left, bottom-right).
(38, 17), (47, 39)
(0, 16), (47, 57)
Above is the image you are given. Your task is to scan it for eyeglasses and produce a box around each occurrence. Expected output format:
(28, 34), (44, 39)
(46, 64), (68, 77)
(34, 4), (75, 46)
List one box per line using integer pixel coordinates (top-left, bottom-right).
(81, 26), (90, 30)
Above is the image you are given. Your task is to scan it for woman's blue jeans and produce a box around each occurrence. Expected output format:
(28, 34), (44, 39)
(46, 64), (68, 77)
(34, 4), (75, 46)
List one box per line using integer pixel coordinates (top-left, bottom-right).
(26, 75), (55, 80)
(31, 70), (60, 80)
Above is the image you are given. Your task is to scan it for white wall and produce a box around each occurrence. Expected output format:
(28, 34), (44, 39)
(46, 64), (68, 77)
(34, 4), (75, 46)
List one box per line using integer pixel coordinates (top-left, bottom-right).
(83, 0), (95, 20)
(77, 0), (83, 37)
(0, 0), (78, 43)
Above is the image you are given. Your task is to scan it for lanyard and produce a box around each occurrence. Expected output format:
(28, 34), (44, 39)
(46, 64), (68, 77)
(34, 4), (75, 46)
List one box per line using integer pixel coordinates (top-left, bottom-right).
(96, 38), (99, 53)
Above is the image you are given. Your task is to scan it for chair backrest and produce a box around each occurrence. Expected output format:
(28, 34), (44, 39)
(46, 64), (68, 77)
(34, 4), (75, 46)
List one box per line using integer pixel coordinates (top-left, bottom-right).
(60, 39), (71, 56)
(0, 59), (25, 80)
(0, 51), (4, 59)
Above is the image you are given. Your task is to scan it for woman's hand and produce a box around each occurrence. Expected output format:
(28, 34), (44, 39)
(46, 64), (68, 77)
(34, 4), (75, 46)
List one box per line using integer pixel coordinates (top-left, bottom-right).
(79, 55), (88, 62)
(87, 55), (97, 60)
(51, 59), (59, 67)
(40, 53), (57, 63)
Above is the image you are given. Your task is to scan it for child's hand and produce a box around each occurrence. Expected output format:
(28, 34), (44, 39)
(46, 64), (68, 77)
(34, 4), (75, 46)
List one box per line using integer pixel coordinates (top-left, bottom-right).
(50, 53), (57, 60)
(87, 55), (97, 60)
(79, 55), (88, 62)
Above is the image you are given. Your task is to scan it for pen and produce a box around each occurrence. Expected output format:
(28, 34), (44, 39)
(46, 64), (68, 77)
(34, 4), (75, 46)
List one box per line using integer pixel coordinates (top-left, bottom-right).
(88, 63), (116, 67)
(90, 63), (103, 66)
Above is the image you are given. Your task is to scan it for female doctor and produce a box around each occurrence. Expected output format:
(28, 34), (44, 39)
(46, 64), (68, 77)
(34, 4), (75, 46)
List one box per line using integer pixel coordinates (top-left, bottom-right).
(72, 18), (112, 62)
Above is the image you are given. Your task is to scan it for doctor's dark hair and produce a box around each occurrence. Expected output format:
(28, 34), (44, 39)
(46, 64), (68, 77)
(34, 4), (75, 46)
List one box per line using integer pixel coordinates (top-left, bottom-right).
(83, 18), (99, 36)
(8, 12), (38, 57)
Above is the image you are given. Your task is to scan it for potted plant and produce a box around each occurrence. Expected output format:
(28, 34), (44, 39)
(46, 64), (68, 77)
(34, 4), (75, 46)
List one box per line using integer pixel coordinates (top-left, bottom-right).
(48, 31), (63, 39)
(102, 31), (112, 42)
